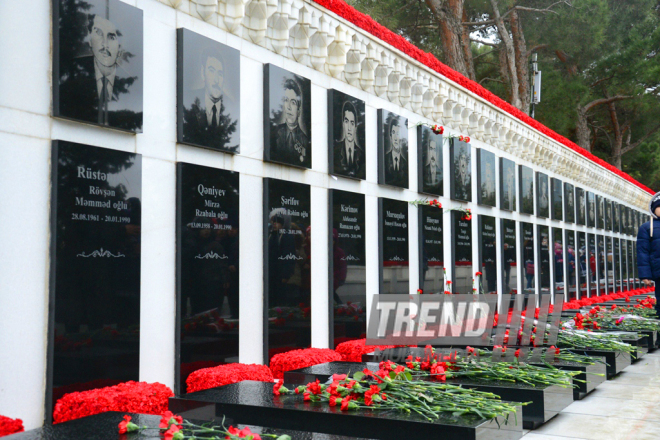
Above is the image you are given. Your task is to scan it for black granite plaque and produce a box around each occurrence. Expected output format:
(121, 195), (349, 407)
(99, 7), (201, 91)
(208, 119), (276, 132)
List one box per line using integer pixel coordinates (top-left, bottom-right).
(577, 232), (587, 298)
(614, 238), (621, 292)
(621, 205), (629, 236)
(627, 207), (633, 235)
(176, 162), (239, 394)
(450, 138), (471, 202)
(596, 196), (604, 230)
(587, 192), (596, 228)
(477, 149), (496, 207)
(613, 203), (620, 233)
(621, 238), (629, 291)
(519, 165), (534, 215)
(536, 172), (549, 218)
(565, 230), (577, 300)
(379, 198), (409, 294)
(597, 235), (607, 295)
(478, 215), (497, 294)
(605, 199), (612, 231)
(330, 190), (366, 347)
(328, 90), (366, 180)
(452, 211), (473, 294)
(551, 228), (563, 297)
(264, 179), (311, 363)
(378, 110), (409, 188)
(177, 29), (240, 153)
(633, 242), (639, 288)
(264, 65), (312, 168)
(551, 178), (562, 221)
(587, 234), (597, 297)
(576, 188), (586, 226)
(606, 236), (615, 294)
(537, 226), (551, 293)
(53, 0), (143, 132)
(628, 241), (634, 289)
(500, 158), (516, 211)
(564, 183), (575, 223)
(521, 222), (535, 294)
(48, 140), (141, 418)
(418, 126), (443, 195)
(501, 219), (517, 295)
(419, 204), (444, 293)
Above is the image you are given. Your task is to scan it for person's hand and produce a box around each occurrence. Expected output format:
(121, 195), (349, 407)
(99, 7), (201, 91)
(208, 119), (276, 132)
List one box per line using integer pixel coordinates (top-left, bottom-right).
(643, 279), (653, 287)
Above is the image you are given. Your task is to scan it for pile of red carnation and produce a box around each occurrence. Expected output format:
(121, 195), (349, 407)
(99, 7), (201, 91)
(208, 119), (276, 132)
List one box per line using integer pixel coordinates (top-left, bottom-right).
(186, 363), (274, 393)
(53, 381), (173, 424)
(0, 415), (24, 437)
(270, 348), (342, 379)
(335, 339), (397, 362)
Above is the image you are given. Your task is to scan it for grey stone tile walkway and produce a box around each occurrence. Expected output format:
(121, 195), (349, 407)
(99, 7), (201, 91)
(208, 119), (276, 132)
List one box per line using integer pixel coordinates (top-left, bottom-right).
(523, 351), (660, 440)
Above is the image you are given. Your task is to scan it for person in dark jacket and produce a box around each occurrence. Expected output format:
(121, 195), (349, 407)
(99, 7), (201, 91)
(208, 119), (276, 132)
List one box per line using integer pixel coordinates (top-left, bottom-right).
(637, 191), (660, 314)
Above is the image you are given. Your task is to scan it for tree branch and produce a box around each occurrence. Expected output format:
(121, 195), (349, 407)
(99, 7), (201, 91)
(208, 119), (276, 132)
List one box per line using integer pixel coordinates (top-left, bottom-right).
(479, 77), (506, 85)
(505, 1), (572, 18)
(527, 44), (549, 58)
(470, 37), (499, 48)
(582, 95), (633, 113)
(590, 75), (614, 88)
(474, 49), (499, 60)
(621, 123), (660, 155)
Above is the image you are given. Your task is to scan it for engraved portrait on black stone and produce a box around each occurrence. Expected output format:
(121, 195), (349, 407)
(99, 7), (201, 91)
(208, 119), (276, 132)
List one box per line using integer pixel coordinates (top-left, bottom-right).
(418, 125), (443, 196)
(613, 202), (620, 233)
(500, 158), (516, 211)
(177, 29), (239, 153)
(576, 187), (586, 226)
(264, 64), (312, 168)
(597, 196), (604, 229)
(520, 165), (534, 215)
(53, 0), (143, 132)
(566, 231), (577, 299)
(587, 192), (596, 228)
(551, 178), (563, 221)
(49, 140), (141, 416)
(605, 199), (612, 230)
(450, 138), (471, 202)
(564, 183), (575, 223)
(552, 228), (563, 296)
(328, 90), (366, 180)
(379, 198), (409, 294)
(378, 110), (409, 188)
(176, 163), (239, 394)
(477, 149), (496, 207)
(536, 172), (549, 218)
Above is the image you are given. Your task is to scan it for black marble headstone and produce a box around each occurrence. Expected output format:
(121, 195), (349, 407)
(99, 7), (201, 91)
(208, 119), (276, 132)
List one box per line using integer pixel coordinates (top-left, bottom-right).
(564, 183), (575, 223)
(419, 204), (444, 293)
(379, 198), (409, 294)
(500, 158), (516, 211)
(537, 226), (550, 293)
(614, 238), (621, 292)
(521, 222), (535, 294)
(613, 203), (620, 233)
(176, 162), (239, 394)
(587, 192), (596, 228)
(450, 138), (472, 202)
(576, 188), (586, 226)
(628, 240), (634, 289)
(477, 149), (496, 207)
(551, 228), (563, 296)
(418, 125), (443, 195)
(577, 232), (587, 298)
(330, 190), (366, 347)
(596, 196), (604, 230)
(587, 234), (596, 297)
(606, 236), (615, 294)
(48, 140), (141, 418)
(478, 215), (497, 294)
(264, 178), (311, 363)
(597, 235), (607, 295)
(551, 178), (562, 221)
(605, 199), (612, 231)
(519, 165), (534, 215)
(378, 110), (409, 188)
(452, 211), (473, 294)
(621, 238), (629, 291)
(501, 219), (517, 295)
(565, 230), (577, 300)
(536, 172), (549, 218)
(328, 90), (366, 180)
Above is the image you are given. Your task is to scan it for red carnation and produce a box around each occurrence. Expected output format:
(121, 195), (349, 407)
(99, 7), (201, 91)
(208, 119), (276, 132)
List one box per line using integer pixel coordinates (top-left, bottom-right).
(159, 411), (183, 430)
(164, 424), (183, 440)
(465, 136), (471, 143)
(118, 415), (139, 435)
(459, 135), (464, 141)
(475, 271), (483, 276)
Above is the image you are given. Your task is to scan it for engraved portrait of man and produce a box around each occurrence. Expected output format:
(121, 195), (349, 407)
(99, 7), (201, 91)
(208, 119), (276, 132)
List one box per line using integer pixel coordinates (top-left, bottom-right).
(379, 111), (409, 188)
(451, 141), (471, 202)
(332, 99), (365, 179)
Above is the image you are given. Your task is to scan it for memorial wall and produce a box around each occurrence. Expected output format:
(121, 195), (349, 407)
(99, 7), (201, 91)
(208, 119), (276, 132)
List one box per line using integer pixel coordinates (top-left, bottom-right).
(0, 0), (654, 429)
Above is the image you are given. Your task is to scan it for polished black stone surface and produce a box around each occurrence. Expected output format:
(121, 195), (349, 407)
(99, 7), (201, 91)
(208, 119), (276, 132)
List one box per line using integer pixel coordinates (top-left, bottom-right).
(479, 215), (497, 294)
(605, 199), (612, 231)
(536, 172), (549, 218)
(419, 204), (444, 293)
(6, 412), (369, 440)
(502, 219), (517, 295)
(552, 228), (564, 296)
(477, 149), (496, 207)
(596, 196), (604, 230)
(565, 231), (577, 300)
(264, 64), (312, 169)
(519, 165), (534, 215)
(564, 183), (575, 224)
(538, 226), (551, 294)
(177, 29), (240, 153)
(587, 192), (596, 228)
(529, 357), (606, 400)
(379, 198), (409, 295)
(452, 211), (473, 294)
(576, 188), (586, 226)
(377, 110), (409, 189)
(169, 381), (523, 440)
(328, 90), (366, 180)
(577, 233), (587, 298)
(49, 141), (141, 414)
(450, 138), (472, 202)
(551, 178), (563, 221)
(176, 163), (239, 394)
(418, 125), (443, 195)
(264, 179), (311, 363)
(53, 0), (143, 132)
(500, 158), (516, 211)
(521, 222), (535, 295)
(330, 190), (366, 347)
(565, 349), (631, 378)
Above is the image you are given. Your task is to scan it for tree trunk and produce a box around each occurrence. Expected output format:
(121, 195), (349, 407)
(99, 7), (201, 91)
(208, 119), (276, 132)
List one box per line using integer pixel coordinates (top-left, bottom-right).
(510, 10), (530, 115)
(461, 8), (476, 81)
(576, 105), (591, 151)
(498, 47), (512, 102)
(425, 0), (472, 78)
(490, 0), (522, 110)
(607, 101), (624, 169)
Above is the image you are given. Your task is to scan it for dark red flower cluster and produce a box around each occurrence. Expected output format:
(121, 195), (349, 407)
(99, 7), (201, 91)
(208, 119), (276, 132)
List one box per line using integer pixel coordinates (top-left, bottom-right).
(561, 288), (654, 310)
(270, 348), (342, 379)
(186, 363), (274, 393)
(335, 339), (398, 362)
(431, 124), (444, 135)
(310, 0), (654, 196)
(404, 349), (450, 381)
(462, 209), (472, 221)
(52, 381), (174, 424)
(51, 379), (123, 404)
(428, 199), (442, 209)
(458, 135), (471, 143)
(0, 415), (24, 437)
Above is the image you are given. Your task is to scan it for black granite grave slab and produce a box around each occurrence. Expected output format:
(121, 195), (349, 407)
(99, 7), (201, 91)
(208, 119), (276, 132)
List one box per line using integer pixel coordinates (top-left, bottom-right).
(526, 358), (606, 400)
(379, 198), (409, 295)
(169, 381), (524, 440)
(294, 359), (572, 430)
(419, 204), (444, 294)
(563, 349), (631, 378)
(6, 411), (370, 440)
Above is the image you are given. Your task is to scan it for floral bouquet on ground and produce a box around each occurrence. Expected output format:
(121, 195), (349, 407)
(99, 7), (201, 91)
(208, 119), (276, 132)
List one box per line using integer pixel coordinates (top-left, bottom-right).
(566, 306), (660, 332)
(556, 329), (637, 357)
(274, 363), (523, 424)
